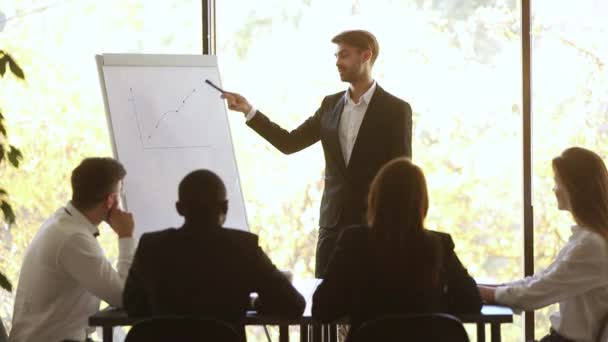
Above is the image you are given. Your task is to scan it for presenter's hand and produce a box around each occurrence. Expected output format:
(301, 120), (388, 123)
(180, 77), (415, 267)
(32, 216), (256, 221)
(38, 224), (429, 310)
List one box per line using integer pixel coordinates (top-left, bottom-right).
(222, 92), (252, 115)
(108, 208), (135, 238)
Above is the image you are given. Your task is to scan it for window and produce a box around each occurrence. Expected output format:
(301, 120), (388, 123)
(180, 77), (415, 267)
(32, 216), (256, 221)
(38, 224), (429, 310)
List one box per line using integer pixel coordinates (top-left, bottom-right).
(532, 0), (608, 336)
(0, 0), (201, 332)
(218, 1), (523, 339)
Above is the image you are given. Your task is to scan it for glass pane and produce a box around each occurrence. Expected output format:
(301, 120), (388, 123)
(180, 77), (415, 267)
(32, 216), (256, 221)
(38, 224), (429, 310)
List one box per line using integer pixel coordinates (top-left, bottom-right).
(218, 1), (523, 340)
(532, 0), (608, 338)
(0, 0), (201, 333)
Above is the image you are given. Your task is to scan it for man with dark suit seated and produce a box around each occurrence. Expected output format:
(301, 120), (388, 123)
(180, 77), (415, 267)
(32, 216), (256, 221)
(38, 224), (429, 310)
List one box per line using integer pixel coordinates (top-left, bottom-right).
(123, 170), (306, 338)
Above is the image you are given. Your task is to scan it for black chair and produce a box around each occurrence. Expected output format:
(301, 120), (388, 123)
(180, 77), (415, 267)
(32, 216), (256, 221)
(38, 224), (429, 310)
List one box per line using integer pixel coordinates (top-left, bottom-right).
(348, 313), (469, 342)
(124, 317), (242, 342)
(0, 318), (7, 342)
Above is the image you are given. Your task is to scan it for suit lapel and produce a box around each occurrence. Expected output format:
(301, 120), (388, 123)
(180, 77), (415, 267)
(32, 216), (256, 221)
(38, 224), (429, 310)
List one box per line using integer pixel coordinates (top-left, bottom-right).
(328, 96), (347, 174)
(347, 85), (384, 172)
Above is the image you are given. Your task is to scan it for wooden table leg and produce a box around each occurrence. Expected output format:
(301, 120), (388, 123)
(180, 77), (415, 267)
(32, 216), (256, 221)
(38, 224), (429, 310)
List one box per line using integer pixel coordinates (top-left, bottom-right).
(477, 323), (486, 342)
(312, 323), (322, 342)
(300, 324), (309, 342)
(279, 324), (289, 342)
(491, 323), (502, 342)
(102, 326), (113, 342)
(328, 324), (337, 342)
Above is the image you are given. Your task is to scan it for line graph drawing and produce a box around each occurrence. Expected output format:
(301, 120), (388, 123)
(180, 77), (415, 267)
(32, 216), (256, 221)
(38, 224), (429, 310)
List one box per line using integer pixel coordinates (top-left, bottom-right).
(127, 86), (213, 150)
(148, 88), (196, 140)
(127, 87), (146, 147)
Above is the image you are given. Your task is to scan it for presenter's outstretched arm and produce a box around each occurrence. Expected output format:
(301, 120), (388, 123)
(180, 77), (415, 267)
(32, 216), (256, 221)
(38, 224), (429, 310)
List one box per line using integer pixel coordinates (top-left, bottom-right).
(220, 91), (323, 155)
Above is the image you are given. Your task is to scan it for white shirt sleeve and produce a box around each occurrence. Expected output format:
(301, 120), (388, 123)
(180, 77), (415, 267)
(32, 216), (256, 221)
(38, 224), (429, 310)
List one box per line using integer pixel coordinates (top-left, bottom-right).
(501, 266), (551, 288)
(245, 106), (258, 121)
(59, 233), (135, 307)
(495, 235), (608, 311)
(116, 237), (136, 279)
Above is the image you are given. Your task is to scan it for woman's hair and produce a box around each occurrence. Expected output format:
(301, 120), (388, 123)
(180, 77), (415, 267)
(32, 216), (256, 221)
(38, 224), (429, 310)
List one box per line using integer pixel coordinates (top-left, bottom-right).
(367, 157), (441, 287)
(552, 147), (608, 240)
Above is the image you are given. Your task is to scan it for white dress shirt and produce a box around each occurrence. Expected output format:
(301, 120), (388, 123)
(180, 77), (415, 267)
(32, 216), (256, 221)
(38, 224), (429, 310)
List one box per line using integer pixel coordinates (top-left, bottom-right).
(245, 81), (377, 165)
(495, 225), (608, 342)
(338, 82), (376, 165)
(9, 202), (135, 342)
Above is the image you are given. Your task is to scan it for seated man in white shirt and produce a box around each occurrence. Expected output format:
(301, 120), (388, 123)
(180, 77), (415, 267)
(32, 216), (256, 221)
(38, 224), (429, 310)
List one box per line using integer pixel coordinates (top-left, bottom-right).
(9, 157), (136, 342)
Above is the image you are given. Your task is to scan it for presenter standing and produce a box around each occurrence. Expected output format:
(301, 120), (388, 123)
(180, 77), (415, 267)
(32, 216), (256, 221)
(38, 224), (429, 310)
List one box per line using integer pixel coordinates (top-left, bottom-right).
(222, 30), (412, 278)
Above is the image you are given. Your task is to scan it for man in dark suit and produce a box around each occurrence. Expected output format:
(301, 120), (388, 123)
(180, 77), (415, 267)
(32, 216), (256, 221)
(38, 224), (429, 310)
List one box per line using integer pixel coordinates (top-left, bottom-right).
(222, 30), (412, 278)
(123, 170), (305, 338)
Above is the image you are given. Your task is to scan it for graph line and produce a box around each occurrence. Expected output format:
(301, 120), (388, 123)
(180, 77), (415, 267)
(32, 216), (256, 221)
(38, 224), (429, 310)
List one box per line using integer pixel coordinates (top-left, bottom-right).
(148, 88), (197, 140)
(127, 85), (212, 150)
(128, 87), (145, 149)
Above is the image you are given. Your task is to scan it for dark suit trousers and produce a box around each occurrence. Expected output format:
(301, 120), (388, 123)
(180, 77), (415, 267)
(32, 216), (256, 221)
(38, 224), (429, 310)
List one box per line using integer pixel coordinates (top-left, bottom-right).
(316, 226), (345, 278)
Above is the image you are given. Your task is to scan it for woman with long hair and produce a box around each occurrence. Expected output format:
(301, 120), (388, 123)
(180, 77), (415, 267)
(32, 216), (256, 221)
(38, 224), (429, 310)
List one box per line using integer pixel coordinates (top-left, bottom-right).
(312, 157), (481, 337)
(479, 147), (608, 342)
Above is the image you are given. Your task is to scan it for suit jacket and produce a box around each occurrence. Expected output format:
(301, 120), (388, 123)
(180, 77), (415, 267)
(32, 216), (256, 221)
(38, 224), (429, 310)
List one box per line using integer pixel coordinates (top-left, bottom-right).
(247, 85), (412, 228)
(311, 226), (482, 334)
(123, 224), (305, 337)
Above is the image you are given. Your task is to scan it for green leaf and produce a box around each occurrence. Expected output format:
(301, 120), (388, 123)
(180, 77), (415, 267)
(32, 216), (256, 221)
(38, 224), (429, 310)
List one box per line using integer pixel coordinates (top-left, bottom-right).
(7, 56), (25, 79)
(7, 145), (23, 167)
(0, 108), (5, 137)
(0, 272), (12, 292)
(0, 188), (7, 196)
(1, 200), (15, 225)
(0, 57), (5, 77)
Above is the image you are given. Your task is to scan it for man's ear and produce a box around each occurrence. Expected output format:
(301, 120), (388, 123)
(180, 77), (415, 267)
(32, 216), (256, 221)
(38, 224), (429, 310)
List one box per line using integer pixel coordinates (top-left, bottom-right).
(220, 200), (228, 215)
(362, 49), (372, 63)
(176, 201), (185, 217)
(105, 193), (117, 210)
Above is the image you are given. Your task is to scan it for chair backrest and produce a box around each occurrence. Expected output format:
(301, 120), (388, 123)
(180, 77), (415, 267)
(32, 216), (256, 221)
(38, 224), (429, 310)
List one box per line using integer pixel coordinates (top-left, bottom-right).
(125, 317), (242, 342)
(598, 314), (608, 342)
(349, 313), (469, 342)
(0, 318), (8, 342)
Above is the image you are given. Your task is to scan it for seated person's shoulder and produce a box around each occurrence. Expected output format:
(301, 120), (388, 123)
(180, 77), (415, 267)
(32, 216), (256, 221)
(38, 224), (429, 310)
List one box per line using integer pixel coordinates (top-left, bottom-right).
(59, 230), (99, 252)
(139, 228), (179, 246)
(220, 227), (259, 245)
(339, 224), (371, 245)
(425, 229), (455, 250)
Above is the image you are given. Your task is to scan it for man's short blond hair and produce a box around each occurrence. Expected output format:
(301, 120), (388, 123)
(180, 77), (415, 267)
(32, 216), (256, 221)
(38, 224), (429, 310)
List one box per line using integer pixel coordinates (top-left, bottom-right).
(331, 30), (380, 65)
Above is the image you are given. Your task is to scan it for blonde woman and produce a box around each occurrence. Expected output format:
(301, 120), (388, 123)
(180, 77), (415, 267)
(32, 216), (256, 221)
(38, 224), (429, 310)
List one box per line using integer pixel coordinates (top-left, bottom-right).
(479, 147), (608, 342)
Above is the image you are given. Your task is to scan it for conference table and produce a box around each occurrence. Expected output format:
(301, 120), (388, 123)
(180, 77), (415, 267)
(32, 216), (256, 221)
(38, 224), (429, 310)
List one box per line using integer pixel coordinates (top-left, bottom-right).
(89, 279), (513, 342)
